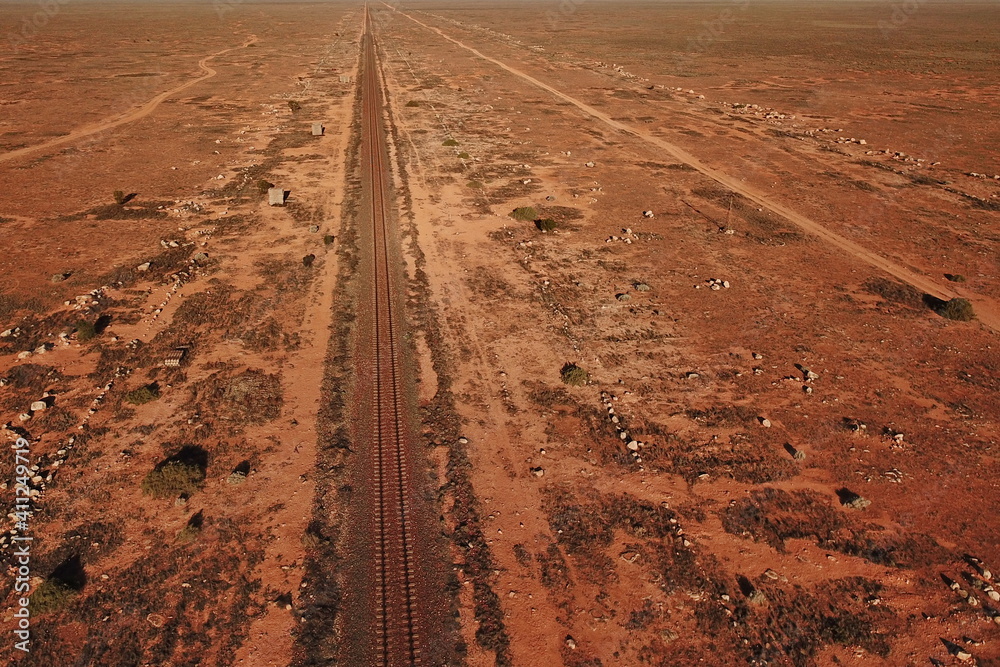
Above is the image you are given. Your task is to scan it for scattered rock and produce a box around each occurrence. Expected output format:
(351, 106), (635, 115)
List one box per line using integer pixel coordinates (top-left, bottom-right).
(51, 272), (70, 283)
(137, 262), (151, 272)
(759, 417), (771, 428)
(634, 283), (651, 292)
(584, 162), (595, 168)
(308, 225), (320, 233)
(530, 467), (545, 477)
(565, 636), (577, 650)
(192, 252), (209, 262)
(643, 210), (654, 218)
(615, 293), (631, 302)
(29, 401), (47, 412)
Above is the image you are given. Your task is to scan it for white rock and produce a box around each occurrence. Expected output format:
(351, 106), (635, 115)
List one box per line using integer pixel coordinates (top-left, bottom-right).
(30, 401), (47, 412)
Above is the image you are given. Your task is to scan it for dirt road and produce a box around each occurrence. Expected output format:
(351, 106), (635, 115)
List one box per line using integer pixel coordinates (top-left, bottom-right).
(0, 35), (257, 165)
(388, 5), (1000, 334)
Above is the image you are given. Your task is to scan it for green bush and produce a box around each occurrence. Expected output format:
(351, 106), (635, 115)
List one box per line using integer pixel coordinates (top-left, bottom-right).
(560, 363), (589, 386)
(287, 100), (302, 113)
(142, 460), (205, 499)
(510, 206), (537, 221)
(535, 218), (557, 232)
(31, 579), (77, 615)
(124, 384), (160, 405)
(112, 190), (126, 205)
(302, 254), (316, 267)
(405, 100), (421, 107)
(937, 297), (975, 321)
(323, 234), (335, 245)
(457, 152), (470, 159)
(442, 138), (459, 146)
(76, 320), (97, 342)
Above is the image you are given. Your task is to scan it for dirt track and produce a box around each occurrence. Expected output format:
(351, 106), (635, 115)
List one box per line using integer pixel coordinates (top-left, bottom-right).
(0, 35), (257, 165)
(389, 4), (1000, 334)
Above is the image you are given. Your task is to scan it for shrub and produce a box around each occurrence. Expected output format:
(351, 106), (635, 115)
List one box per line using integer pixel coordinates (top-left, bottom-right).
(112, 190), (126, 205)
(510, 206), (537, 221)
(257, 179), (275, 194)
(142, 460), (205, 498)
(31, 579), (77, 615)
(76, 320), (97, 342)
(323, 234), (335, 245)
(560, 363), (589, 386)
(535, 218), (557, 232)
(442, 138), (459, 146)
(124, 384), (160, 405)
(302, 254), (316, 267)
(405, 100), (420, 107)
(937, 297), (975, 321)
(177, 510), (204, 544)
(287, 100), (302, 113)
(944, 273), (966, 283)
(467, 180), (484, 189)
(457, 152), (470, 159)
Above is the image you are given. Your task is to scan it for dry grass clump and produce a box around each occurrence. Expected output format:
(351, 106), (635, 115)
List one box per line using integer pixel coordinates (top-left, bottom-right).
(560, 363), (589, 386)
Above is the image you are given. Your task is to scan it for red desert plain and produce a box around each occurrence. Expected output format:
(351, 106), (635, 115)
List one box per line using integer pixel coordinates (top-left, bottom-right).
(1, 1), (999, 665)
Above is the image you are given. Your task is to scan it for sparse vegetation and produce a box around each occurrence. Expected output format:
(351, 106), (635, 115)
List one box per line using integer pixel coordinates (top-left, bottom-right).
(560, 363), (589, 386)
(112, 190), (126, 205)
(936, 297), (975, 321)
(177, 511), (204, 544)
(287, 100), (302, 113)
(535, 218), (557, 232)
(944, 273), (966, 283)
(302, 254), (316, 267)
(76, 320), (97, 342)
(510, 206), (537, 221)
(457, 152), (470, 159)
(442, 138), (459, 146)
(124, 383), (160, 405)
(323, 234), (335, 245)
(30, 578), (77, 615)
(405, 100), (421, 107)
(142, 457), (206, 499)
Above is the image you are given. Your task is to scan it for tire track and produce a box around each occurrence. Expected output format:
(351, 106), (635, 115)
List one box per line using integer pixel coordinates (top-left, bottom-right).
(384, 4), (1000, 333)
(0, 35), (257, 164)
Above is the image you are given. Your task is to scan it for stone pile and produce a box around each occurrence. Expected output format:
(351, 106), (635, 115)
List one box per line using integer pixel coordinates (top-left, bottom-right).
(0, 366), (129, 548)
(695, 278), (730, 290)
(606, 228), (637, 244)
(722, 102), (794, 121)
(600, 391), (648, 466)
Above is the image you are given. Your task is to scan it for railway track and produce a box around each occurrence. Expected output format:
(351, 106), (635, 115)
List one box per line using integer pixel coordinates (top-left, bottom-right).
(356, 6), (423, 665)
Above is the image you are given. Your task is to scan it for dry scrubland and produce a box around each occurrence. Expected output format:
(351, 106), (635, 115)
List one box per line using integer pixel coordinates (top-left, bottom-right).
(0, 1), (999, 666)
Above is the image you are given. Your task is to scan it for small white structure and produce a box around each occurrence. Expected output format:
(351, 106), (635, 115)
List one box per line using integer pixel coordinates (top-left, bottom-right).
(268, 187), (286, 206)
(164, 345), (190, 367)
(312, 123), (325, 136)
(339, 74), (352, 83)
